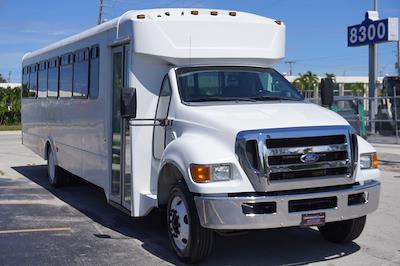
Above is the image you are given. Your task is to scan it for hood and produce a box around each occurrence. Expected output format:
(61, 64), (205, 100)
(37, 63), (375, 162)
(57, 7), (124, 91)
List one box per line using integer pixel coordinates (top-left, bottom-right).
(177, 102), (349, 137)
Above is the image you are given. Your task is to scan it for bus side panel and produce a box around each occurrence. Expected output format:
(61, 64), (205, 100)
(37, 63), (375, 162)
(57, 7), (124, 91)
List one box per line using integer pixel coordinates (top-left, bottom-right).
(21, 98), (49, 160)
(21, 31), (115, 194)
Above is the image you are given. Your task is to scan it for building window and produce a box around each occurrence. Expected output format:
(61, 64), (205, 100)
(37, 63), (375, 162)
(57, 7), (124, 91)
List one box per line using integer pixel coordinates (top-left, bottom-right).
(89, 45), (99, 98)
(28, 64), (38, 98)
(48, 57), (59, 98)
(59, 53), (73, 98)
(73, 48), (89, 98)
(38, 61), (48, 98)
(22, 66), (30, 98)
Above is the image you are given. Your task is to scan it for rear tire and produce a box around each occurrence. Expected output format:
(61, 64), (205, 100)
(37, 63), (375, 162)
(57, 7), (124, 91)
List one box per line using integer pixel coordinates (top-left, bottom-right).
(318, 216), (366, 243)
(167, 182), (214, 264)
(47, 148), (66, 187)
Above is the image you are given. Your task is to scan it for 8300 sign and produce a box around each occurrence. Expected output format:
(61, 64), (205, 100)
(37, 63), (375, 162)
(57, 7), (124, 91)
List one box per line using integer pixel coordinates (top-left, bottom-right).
(347, 14), (398, 47)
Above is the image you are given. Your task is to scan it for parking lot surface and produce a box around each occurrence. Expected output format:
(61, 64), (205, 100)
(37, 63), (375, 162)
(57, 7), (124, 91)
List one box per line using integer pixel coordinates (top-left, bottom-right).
(0, 131), (399, 266)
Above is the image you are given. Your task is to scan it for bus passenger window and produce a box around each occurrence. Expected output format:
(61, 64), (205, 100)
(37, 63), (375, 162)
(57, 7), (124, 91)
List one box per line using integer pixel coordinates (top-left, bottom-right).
(48, 58), (59, 98)
(28, 64), (38, 98)
(59, 54), (73, 98)
(89, 45), (99, 99)
(73, 48), (89, 98)
(38, 61), (48, 98)
(22, 67), (30, 98)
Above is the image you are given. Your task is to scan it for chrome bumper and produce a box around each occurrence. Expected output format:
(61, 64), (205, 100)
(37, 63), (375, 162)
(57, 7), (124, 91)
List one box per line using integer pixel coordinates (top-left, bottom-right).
(194, 180), (380, 230)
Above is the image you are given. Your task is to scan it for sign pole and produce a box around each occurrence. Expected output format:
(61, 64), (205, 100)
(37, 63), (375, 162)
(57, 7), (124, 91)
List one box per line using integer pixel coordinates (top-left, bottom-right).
(368, 0), (378, 133)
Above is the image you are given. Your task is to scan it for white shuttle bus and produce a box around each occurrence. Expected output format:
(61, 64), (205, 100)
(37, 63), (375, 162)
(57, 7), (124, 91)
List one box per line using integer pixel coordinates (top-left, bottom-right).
(22, 9), (380, 263)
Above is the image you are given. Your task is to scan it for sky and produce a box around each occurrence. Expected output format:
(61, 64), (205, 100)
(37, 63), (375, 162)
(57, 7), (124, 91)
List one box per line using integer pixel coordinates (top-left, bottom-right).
(0, 0), (399, 82)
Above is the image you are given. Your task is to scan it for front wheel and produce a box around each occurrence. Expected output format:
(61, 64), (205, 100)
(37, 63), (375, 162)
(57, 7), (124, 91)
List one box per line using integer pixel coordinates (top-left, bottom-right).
(167, 183), (214, 263)
(318, 216), (366, 243)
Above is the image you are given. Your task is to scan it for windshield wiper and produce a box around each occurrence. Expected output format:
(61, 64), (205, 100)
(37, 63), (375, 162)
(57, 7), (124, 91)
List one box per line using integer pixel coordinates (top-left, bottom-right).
(250, 95), (302, 101)
(188, 97), (257, 102)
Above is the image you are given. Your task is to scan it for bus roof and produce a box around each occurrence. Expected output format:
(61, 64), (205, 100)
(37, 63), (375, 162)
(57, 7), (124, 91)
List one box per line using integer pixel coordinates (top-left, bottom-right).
(23, 9), (285, 65)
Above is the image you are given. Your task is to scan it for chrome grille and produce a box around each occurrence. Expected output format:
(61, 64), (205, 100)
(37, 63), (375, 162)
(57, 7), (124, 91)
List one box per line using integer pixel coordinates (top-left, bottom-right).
(235, 126), (357, 192)
(266, 135), (350, 181)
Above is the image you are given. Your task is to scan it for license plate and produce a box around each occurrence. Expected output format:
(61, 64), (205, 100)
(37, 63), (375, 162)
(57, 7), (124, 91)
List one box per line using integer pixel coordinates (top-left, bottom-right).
(301, 212), (326, 227)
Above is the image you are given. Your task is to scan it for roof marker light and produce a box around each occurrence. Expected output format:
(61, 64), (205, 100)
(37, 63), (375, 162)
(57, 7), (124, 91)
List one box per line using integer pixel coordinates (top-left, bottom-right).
(210, 11), (218, 16)
(191, 10), (199, 15)
(165, 12), (170, 16)
(229, 11), (237, 16)
(137, 14), (145, 19)
(274, 20), (282, 25)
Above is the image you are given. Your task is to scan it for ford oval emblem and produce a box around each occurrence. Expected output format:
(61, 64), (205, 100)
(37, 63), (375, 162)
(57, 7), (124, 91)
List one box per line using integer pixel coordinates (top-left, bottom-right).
(300, 153), (320, 164)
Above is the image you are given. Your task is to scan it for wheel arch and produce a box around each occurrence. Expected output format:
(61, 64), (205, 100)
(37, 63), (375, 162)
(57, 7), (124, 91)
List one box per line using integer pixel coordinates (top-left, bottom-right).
(44, 138), (57, 164)
(157, 161), (188, 208)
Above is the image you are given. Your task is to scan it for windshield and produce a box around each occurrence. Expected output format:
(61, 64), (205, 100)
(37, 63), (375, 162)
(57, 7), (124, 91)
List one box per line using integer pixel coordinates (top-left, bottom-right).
(176, 66), (304, 103)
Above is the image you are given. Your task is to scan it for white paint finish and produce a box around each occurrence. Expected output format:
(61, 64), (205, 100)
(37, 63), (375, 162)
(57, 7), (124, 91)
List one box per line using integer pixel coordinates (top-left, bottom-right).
(21, 8), (379, 219)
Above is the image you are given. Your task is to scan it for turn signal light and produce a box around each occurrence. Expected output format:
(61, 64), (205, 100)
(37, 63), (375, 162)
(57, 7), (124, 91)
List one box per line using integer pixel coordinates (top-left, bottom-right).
(190, 165), (211, 183)
(372, 153), (378, 169)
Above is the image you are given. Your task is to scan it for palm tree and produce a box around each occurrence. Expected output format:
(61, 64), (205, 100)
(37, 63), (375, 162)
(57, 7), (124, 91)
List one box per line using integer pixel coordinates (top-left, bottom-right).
(325, 73), (336, 82)
(351, 83), (365, 96)
(293, 71), (319, 95)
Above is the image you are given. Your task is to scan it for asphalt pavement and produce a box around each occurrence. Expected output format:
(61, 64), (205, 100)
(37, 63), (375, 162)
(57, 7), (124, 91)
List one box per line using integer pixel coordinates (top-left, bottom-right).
(0, 131), (399, 266)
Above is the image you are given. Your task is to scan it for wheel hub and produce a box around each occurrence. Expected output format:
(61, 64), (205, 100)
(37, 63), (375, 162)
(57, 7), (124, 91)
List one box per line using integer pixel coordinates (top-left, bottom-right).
(169, 195), (189, 251)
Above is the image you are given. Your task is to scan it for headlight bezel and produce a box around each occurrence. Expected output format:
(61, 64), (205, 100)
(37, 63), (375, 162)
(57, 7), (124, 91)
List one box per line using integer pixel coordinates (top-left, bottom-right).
(359, 152), (378, 170)
(190, 163), (232, 183)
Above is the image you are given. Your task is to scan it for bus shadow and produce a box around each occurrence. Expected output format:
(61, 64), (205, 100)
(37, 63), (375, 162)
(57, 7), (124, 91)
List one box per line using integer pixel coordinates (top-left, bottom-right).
(13, 165), (360, 266)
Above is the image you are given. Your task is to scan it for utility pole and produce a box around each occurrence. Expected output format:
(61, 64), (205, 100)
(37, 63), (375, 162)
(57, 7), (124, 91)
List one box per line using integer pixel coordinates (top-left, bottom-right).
(397, 40), (400, 76)
(285, 61), (296, 76)
(368, 0), (378, 133)
(97, 0), (104, 25)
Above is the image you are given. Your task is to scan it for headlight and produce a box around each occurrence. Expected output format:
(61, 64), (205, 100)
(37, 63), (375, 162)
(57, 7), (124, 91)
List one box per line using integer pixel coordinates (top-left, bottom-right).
(360, 153), (378, 169)
(190, 164), (232, 183)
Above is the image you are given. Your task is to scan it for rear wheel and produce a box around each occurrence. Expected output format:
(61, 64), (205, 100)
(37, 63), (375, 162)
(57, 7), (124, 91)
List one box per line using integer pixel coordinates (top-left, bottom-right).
(167, 183), (214, 263)
(318, 216), (366, 243)
(47, 147), (65, 187)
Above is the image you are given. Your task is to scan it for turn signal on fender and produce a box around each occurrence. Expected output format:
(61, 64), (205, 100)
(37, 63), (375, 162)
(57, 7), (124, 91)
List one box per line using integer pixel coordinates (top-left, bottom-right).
(372, 153), (378, 169)
(190, 165), (211, 183)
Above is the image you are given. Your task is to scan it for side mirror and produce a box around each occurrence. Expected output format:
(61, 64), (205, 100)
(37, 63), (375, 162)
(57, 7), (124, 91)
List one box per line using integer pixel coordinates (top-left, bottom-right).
(320, 78), (334, 107)
(121, 87), (137, 118)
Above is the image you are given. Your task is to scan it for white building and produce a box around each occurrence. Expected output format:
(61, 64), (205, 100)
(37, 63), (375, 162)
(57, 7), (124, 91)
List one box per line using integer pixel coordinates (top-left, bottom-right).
(0, 83), (21, 89)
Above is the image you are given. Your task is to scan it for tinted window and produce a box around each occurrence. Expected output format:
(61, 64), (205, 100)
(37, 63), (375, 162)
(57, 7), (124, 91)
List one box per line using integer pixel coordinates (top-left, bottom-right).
(176, 67), (304, 102)
(38, 61), (48, 98)
(28, 64), (38, 97)
(22, 67), (30, 98)
(153, 76), (172, 159)
(73, 49), (89, 97)
(59, 54), (73, 98)
(48, 57), (59, 97)
(89, 46), (99, 98)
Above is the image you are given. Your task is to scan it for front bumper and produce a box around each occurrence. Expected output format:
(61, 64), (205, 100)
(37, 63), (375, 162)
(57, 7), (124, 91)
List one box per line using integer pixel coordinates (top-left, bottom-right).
(194, 180), (380, 230)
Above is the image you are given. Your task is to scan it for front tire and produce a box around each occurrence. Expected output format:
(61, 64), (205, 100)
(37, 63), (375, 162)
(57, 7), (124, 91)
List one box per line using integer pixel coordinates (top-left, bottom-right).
(318, 216), (366, 243)
(167, 183), (214, 263)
